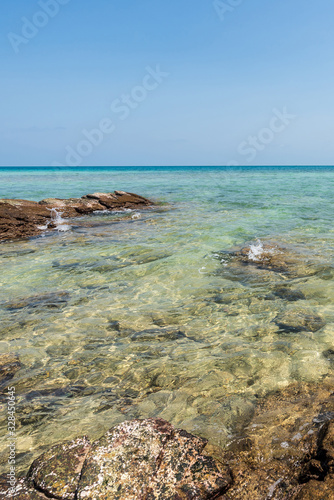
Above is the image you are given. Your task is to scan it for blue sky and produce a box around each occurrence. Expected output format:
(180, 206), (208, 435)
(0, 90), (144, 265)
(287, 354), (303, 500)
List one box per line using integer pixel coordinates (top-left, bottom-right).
(1, 0), (334, 166)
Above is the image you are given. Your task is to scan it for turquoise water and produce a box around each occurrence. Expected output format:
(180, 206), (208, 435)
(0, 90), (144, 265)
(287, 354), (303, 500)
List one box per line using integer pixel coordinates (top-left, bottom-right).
(0, 166), (333, 472)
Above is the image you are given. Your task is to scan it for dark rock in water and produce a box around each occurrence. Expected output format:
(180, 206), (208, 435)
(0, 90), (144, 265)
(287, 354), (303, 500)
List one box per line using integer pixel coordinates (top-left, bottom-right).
(39, 197), (105, 217)
(290, 478), (334, 499)
(77, 418), (232, 499)
(0, 353), (21, 387)
(0, 192), (154, 242)
(274, 286), (306, 302)
(0, 476), (48, 499)
(107, 320), (121, 331)
(131, 328), (187, 342)
(218, 241), (320, 279)
(18, 402), (55, 427)
(323, 349), (334, 363)
(4, 291), (70, 311)
(274, 310), (326, 333)
(27, 437), (91, 499)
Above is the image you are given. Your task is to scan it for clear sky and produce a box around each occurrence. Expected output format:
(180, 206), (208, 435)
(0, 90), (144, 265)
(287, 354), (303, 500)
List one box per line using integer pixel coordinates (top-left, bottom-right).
(1, 0), (334, 166)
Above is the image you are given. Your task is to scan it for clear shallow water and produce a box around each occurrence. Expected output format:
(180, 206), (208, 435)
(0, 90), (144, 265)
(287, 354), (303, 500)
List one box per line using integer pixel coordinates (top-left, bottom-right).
(0, 166), (333, 473)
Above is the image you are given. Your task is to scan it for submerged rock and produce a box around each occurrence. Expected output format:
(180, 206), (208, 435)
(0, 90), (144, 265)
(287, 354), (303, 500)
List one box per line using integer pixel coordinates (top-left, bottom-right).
(217, 240), (323, 280)
(0, 353), (21, 387)
(4, 291), (70, 311)
(131, 328), (187, 342)
(274, 309), (326, 333)
(218, 380), (334, 499)
(0, 192), (154, 242)
(273, 286), (306, 302)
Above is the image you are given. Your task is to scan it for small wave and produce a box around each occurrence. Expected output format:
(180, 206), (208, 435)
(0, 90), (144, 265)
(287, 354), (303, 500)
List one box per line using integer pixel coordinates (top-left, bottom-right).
(131, 212), (141, 220)
(248, 239), (278, 262)
(248, 239), (265, 261)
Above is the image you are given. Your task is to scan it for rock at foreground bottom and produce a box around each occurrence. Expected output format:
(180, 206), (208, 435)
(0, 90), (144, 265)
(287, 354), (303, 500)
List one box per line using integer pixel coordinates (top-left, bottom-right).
(0, 191), (154, 242)
(0, 419), (232, 500)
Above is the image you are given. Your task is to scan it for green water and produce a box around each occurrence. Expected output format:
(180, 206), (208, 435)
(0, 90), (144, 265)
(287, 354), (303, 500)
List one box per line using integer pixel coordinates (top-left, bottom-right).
(0, 166), (333, 472)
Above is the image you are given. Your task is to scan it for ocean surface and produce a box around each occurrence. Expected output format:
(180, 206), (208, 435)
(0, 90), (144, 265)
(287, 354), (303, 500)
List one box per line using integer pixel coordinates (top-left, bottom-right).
(0, 166), (333, 473)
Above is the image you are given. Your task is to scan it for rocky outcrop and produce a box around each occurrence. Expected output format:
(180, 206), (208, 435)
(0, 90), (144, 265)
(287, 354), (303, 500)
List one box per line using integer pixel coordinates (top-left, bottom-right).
(217, 240), (326, 279)
(1, 419), (232, 499)
(1, 401), (334, 499)
(0, 191), (154, 242)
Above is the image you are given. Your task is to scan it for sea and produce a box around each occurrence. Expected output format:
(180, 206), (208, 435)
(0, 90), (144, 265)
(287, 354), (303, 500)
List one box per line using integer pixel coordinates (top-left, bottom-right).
(0, 166), (333, 473)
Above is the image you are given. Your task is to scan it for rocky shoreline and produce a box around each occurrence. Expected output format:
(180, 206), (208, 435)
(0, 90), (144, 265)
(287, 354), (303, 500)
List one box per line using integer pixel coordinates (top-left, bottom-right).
(0, 386), (333, 499)
(0, 191), (153, 242)
(1, 348), (334, 499)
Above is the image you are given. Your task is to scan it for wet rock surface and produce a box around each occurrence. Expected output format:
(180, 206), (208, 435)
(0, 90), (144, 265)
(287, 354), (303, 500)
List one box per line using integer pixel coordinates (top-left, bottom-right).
(0, 476), (48, 499)
(0, 419), (232, 499)
(0, 191), (154, 242)
(1, 394), (334, 499)
(27, 437), (91, 499)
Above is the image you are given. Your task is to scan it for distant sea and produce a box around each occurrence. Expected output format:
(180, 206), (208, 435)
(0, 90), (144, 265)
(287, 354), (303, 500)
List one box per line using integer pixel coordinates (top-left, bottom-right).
(0, 166), (333, 473)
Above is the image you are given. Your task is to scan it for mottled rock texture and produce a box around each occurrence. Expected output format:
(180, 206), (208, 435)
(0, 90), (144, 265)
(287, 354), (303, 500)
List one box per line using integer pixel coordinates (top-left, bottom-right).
(0, 477), (48, 499)
(0, 419), (232, 499)
(27, 437), (91, 499)
(77, 418), (232, 499)
(0, 191), (153, 242)
(1, 405), (334, 499)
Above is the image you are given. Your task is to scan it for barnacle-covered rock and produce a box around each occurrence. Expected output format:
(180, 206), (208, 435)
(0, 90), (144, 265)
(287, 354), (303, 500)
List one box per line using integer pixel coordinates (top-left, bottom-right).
(77, 418), (232, 499)
(27, 437), (91, 499)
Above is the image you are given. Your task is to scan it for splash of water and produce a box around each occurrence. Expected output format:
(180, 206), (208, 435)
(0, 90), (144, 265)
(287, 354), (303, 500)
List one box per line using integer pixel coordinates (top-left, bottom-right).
(48, 208), (71, 232)
(248, 239), (265, 261)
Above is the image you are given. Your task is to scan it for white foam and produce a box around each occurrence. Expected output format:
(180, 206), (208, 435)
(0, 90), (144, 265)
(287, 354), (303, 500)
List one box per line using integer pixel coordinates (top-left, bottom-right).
(48, 208), (71, 232)
(248, 239), (265, 261)
(248, 239), (278, 261)
(131, 212), (141, 220)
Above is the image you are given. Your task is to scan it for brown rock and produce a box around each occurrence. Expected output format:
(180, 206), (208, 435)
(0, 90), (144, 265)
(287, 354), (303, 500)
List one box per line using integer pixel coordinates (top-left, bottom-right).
(0, 201), (49, 241)
(0, 191), (154, 242)
(222, 241), (321, 279)
(77, 418), (232, 499)
(83, 191), (152, 209)
(27, 437), (91, 499)
(0, 477), (48, 499)
(291, 478), (334, 500)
